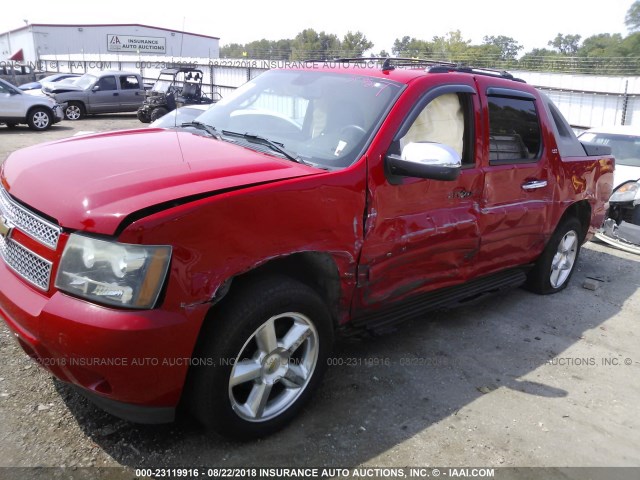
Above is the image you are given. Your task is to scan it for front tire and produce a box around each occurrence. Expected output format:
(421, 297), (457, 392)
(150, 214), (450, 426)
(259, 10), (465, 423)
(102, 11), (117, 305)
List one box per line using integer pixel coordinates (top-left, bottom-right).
(137, 109), (151, 123)
(64, 102), (85, 120)
(27, 108), (52, 131)
(187, 276), (333, 439)
(526, 218), (582, 294)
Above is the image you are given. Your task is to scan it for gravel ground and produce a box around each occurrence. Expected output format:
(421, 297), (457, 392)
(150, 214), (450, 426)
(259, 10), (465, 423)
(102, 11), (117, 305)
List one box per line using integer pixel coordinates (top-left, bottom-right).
(0, 118), (639, 475)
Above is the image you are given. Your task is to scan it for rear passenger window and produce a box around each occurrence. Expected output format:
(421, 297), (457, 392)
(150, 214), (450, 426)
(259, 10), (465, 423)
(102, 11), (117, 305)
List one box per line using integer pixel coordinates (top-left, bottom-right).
(120, 75), (140, 90)
(488, 96), (541, 163)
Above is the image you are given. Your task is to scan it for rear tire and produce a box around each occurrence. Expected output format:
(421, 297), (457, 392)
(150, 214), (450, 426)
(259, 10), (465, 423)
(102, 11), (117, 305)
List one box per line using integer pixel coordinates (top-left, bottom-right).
(27, 108), (52, 131)
(150, 107), (168, 122)
(187, 275), (333, 439)
(525, 218), (582, 294)
(64, 102), (85, 120)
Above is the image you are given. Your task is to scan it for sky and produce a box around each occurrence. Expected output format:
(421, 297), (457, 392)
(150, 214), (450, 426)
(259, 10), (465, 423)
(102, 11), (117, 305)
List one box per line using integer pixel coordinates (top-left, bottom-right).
(0, 0), (634, 55)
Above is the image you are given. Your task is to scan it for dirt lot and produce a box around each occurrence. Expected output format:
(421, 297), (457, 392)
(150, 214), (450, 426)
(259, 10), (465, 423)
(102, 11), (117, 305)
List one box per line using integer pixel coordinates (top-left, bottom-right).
(0, 118), (639, 474)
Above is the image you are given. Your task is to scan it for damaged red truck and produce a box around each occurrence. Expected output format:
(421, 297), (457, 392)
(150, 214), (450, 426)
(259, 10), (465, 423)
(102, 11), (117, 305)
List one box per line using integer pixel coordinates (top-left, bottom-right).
(0, 60), (614, 439)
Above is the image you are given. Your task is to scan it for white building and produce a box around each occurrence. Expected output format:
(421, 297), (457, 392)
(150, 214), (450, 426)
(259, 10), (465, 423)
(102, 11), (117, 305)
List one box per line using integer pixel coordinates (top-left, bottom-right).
(0, 23), (219, 63)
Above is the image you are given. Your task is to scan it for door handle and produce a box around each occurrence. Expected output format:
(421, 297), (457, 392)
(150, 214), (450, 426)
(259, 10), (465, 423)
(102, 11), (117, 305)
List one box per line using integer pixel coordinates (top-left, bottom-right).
(522, 180), (548, 190)
(113, 92), (119, 96)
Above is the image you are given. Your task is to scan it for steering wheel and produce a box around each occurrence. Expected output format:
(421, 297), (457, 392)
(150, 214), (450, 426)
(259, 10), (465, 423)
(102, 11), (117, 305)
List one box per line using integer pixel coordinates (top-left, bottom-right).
(339, 124), (366, 137)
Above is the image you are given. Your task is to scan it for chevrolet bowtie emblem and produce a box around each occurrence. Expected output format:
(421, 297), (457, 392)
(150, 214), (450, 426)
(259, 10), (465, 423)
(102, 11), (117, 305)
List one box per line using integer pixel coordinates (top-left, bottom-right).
(0, 215), (14, 240)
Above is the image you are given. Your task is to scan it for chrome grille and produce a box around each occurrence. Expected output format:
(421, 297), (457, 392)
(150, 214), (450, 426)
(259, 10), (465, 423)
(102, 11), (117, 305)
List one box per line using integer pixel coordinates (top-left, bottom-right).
(0, 234), (52, 291)
(0, 187), (61, 249)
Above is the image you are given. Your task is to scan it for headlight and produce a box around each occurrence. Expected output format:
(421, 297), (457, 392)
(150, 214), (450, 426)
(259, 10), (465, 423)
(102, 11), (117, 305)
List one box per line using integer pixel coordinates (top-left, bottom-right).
(610, 180), (640, 204)
(55, 234), (172, 309)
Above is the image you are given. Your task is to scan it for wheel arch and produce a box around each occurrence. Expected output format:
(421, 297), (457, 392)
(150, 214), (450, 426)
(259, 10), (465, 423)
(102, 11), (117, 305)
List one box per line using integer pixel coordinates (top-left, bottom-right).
(65, 100), (86, 114)
(211, 251), (343, 328)
(26, 104), (54, 118)
(557, 200), (591, 243)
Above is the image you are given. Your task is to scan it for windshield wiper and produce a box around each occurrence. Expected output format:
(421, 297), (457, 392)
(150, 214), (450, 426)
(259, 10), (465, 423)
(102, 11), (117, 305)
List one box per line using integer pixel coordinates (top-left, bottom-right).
(221, 130), (307, 165)
(181, 121), (221, 140)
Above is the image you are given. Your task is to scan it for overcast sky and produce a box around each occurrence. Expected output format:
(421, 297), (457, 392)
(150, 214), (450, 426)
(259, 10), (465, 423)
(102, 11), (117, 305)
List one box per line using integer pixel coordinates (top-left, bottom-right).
(0, 0), (634, 55)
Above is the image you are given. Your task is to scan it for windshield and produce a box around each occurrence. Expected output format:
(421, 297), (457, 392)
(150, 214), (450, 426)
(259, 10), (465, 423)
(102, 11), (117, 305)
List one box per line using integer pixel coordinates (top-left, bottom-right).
(152, 77), (173, 93)
(73, 74), (97, 89)
(195, 69), (403, 169)
(580, 132), (640, 167)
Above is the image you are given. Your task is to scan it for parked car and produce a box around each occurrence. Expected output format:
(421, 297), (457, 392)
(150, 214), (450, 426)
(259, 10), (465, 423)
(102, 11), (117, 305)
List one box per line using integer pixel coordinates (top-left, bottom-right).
(43, 70), (145, 120)
(149, 103), (212, 128)
(0, 77), (64, 130)
(19, 73), (81, 91)
(579, 126), (640, 253)
(0, 60), (613, 439)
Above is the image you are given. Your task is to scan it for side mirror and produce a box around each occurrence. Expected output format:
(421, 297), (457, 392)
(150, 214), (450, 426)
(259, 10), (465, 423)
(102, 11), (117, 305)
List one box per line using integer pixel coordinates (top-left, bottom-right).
(92, 85), (100, 92)
(386, 142), (462, 181)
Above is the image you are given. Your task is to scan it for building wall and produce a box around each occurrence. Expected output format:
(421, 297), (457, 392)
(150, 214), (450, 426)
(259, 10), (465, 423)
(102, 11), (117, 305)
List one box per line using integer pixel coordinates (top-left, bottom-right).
(1, 24), (219, 62)
(0, 28), (35, 62)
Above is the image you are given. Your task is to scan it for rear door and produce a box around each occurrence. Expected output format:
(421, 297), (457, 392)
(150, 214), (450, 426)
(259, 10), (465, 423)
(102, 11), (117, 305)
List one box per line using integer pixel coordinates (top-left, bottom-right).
(474, 76), (553, 273)
(117, 74), (144, 111)
(356, 77), (484, 309)
(0, 81), (25, 119)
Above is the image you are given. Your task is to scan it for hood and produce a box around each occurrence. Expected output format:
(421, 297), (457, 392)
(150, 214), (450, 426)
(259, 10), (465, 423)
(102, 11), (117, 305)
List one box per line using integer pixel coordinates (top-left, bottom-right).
(613, 164), (640, 189)
(18, 82), (40, 90)
(44, 83), (84, 94)
(1, 128), (321, 234)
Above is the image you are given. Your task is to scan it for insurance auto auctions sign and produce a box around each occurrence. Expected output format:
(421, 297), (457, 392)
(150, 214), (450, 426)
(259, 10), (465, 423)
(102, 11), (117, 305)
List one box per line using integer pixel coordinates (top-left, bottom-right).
(107, 35), (166, 53)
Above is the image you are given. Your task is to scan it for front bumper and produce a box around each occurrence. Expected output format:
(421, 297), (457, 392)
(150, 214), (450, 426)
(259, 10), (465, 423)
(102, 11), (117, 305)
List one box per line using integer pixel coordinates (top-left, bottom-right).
(0, 258), (209, 423)
(52, 104), (64, 123)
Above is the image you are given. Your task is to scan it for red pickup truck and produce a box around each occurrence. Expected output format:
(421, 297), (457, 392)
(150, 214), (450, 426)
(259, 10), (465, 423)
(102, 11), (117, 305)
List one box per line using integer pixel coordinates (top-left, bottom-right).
(0, 60), (614, 439)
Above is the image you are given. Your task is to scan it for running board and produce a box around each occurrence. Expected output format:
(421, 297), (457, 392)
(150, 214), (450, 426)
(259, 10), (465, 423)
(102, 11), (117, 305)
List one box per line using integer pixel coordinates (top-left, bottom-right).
(347, 268), (529, 336)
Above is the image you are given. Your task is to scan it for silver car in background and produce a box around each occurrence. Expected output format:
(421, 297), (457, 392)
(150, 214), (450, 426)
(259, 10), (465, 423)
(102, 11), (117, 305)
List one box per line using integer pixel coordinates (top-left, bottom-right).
(0, 78), (64, 130)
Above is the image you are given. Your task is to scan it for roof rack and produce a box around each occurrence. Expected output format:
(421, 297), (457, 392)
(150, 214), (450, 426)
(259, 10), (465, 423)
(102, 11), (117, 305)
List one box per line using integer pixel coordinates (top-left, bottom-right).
(335, 57), (457, 71)
(332, 57), (526, 83)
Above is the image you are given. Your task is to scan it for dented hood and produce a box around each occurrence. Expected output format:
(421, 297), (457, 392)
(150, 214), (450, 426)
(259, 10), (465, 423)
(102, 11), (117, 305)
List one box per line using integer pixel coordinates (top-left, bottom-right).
(1, 128), (321, 234)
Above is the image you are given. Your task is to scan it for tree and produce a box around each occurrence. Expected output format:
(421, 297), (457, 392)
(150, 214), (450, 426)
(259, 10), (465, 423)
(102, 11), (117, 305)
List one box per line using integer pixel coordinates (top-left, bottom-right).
(219, 43), (246, 58)
(626, 1), (640, 32)
(341, 31), (373, 57)
(518, 48), (563, 70)
(548, 33), (582, 55)
(431, 30), (471, 60)
(579, 33), (625, 57)
(291, 29), (341, 60)
(482, 35), (523, 60)
(392, 36), (433, 57)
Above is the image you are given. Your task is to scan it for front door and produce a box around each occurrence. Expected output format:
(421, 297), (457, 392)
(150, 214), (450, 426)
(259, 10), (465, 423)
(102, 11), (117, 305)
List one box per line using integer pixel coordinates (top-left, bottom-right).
(88, 75), (119, 112)
(356, 79), (483, 310)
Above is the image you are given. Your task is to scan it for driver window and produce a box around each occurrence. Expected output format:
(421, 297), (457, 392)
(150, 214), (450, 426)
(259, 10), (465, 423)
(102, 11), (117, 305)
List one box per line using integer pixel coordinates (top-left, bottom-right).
(97, 76), (117, 91)
(399, 93), (472, 165)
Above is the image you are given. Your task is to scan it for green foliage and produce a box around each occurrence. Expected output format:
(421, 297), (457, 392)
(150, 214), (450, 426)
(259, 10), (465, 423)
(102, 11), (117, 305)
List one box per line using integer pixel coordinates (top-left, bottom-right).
(626, 1), (640, 32)
(291, 29), (341, 60)
(342, 31), (374, 57)
(218, 22), (640, 74)
(548, 33), (582, 55)
(482, 35), (523, 60)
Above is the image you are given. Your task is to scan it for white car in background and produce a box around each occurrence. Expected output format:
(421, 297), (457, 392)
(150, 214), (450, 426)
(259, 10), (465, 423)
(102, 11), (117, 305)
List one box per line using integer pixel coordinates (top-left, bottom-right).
(579, 126), (640, 253)
(0, 78), (64, 131)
